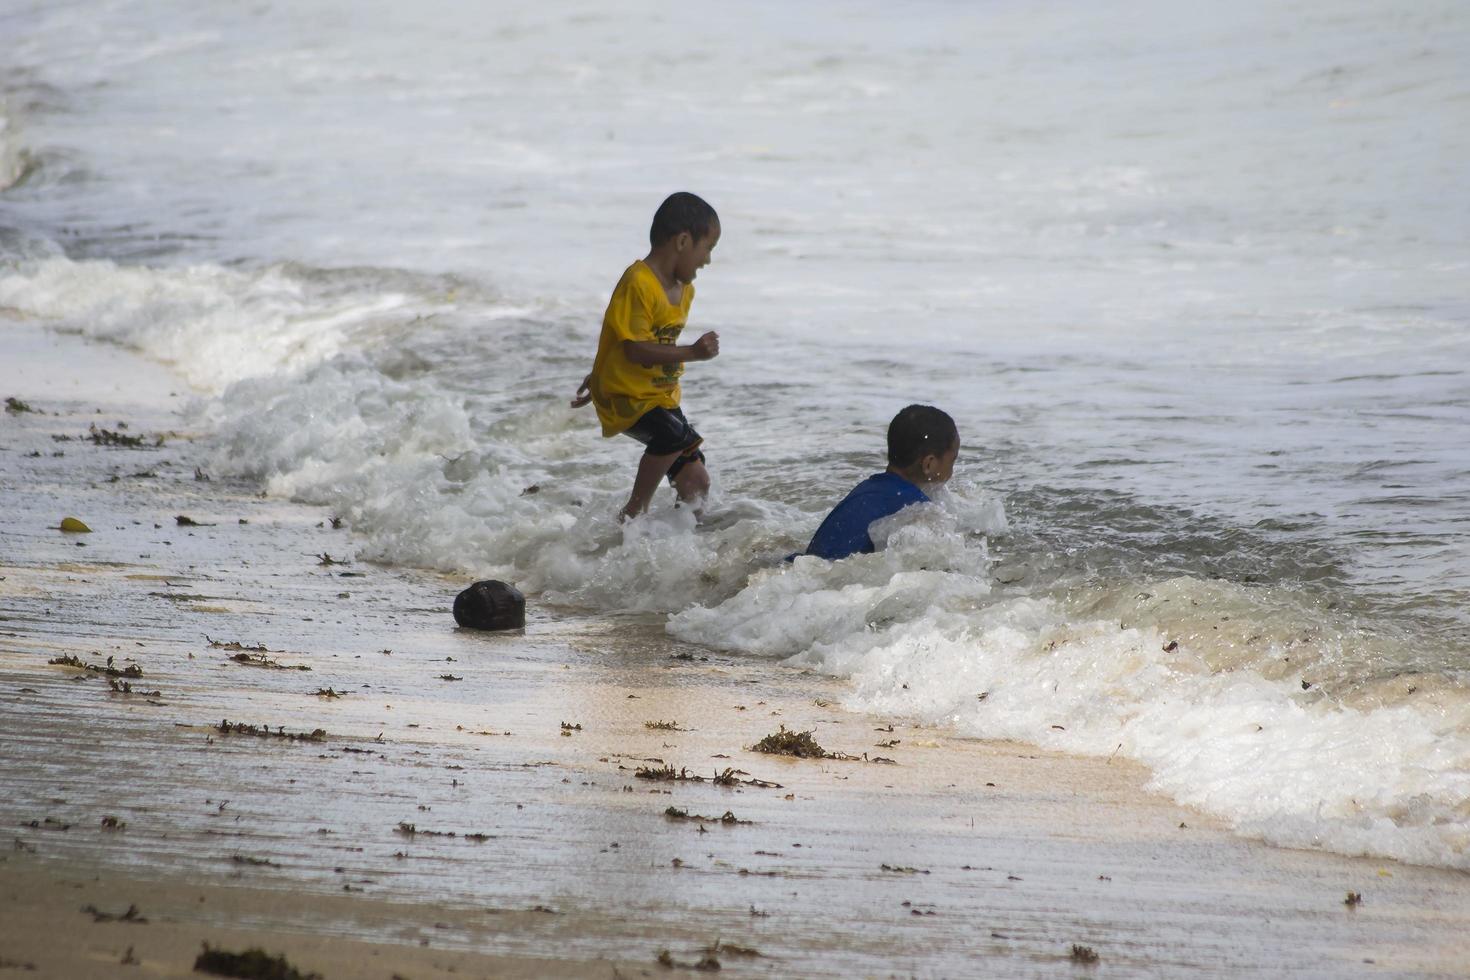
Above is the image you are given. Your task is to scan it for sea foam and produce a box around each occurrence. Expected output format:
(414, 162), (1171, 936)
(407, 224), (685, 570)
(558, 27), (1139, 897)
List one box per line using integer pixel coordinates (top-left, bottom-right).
(671, 562), (1470, 870)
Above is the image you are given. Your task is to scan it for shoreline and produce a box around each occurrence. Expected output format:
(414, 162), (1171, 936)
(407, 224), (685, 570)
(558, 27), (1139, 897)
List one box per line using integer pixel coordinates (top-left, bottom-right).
(3, 320), (1470, 978)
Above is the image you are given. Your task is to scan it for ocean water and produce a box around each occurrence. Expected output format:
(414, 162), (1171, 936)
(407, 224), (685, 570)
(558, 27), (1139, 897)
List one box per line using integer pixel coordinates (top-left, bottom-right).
(2, 0), (1468, 869)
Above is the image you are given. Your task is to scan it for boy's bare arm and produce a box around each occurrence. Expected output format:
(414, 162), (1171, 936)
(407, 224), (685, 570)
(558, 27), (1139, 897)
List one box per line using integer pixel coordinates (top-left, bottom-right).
(570, 332), (719, 408)
(623, 331), (719, 367)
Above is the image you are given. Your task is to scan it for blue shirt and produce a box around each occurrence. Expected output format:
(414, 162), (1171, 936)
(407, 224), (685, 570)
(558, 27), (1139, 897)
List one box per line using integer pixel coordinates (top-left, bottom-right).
(804, 472), (929, 561)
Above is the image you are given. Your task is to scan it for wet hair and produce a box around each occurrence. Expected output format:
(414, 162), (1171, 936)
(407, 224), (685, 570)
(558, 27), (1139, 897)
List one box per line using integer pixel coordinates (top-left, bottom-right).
(887, 405), (958, 470)
(649, 192), (718, 246)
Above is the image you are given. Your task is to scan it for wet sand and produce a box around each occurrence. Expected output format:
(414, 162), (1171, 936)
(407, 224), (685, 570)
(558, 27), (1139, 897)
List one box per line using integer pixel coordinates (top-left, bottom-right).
(3, 322), (1470, 978)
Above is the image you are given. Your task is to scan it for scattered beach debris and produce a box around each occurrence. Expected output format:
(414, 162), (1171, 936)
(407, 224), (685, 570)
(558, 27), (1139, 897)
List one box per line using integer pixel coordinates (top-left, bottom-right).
(393, 822), (485, 839)
(453, 579), (525, 630)
(669, 652), (708, 662)
(313, 688), (346, 699)
(561, 722), (582, 735)
(194, 944), (321, 980)
(108, 678), (162, 698)
(631, 765), (782, 789)
(438, 674), (463, 681)
(21, 817), (70, 831)
(752, 725), (829, 758)
(1070, 944), (1100, 964)
(121, 945), (138, 965)
(4, 397), (36, 413)
(330, 516), (344, 529)
(880, 864), (930, 875)
(229, 855), (280, 867)
(100, 816), (126, 831)
(88, 424), (158, 448)
(644, 720), (685, 731)
(205, 636), (275, 653)
(664, 807), (750, 825)
(58, 516), (92, 533)
(81, 903), (147, 924)
(176, 514), (216, 526)
(1345, 891), (1363, 907)
(226, 651), (310, 671)
(315, 553), (350, 566)
(195, 466), (211, 481)
(750, 727), (901, 766)
(215, 719), (326, 742)
(48, 653), (142, 678)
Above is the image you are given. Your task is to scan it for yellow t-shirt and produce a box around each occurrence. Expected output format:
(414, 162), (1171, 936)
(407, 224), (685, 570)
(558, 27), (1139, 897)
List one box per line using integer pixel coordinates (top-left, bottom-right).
(589, 260), (695, 437)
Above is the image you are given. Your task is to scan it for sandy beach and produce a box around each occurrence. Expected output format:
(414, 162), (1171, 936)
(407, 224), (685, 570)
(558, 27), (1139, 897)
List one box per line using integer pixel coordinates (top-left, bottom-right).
(2, 325), (1468, 979)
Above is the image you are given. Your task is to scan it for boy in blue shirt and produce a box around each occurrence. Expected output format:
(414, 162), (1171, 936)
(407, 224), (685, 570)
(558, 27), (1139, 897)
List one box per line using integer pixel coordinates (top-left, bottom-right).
(805, 405), (959, 560)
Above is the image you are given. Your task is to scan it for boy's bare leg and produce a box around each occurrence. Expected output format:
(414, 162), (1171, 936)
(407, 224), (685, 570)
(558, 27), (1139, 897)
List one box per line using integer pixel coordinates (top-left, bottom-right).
(671, 459), (710, 515)
(622, 450), (681, 520)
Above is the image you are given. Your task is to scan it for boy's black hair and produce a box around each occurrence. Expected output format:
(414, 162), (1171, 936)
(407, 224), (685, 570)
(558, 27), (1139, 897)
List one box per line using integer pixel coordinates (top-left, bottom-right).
(650, 192), (718, 246)
(887, 405), (958, 469)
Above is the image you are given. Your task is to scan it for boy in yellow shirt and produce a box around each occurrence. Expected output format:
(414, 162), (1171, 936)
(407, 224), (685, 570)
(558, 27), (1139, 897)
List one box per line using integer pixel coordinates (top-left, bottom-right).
(571, 192), (721, 520)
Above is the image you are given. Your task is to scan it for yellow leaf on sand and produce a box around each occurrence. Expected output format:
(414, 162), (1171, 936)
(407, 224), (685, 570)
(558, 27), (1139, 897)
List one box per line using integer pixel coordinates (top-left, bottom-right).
(59, 517), (92, 533)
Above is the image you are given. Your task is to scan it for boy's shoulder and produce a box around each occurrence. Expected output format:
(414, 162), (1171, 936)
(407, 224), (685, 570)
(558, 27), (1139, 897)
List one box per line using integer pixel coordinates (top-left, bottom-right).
(613, 260), (692, 310)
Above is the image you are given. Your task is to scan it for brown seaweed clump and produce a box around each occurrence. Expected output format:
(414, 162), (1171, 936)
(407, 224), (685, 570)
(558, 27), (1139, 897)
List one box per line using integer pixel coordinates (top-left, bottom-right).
(664, 806), (750, 825)
(751, 725), (829, 759)
(228, 651), (310, 671)
(216, 720), (326, 742)
(49, 654), (143, 678)
(194, 943), (321, 980)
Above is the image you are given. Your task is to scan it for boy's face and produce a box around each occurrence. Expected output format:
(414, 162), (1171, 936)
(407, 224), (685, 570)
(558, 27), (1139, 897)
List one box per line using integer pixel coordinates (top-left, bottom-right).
(674, 220), (720, 283)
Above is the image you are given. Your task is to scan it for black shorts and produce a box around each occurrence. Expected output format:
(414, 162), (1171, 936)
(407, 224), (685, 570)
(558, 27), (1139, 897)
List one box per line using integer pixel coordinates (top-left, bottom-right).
(624, 406), (706, 482)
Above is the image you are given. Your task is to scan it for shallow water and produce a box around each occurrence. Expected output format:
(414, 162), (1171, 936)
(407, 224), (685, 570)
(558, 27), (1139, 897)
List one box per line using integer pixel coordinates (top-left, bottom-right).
(2, 0), (1469, 869)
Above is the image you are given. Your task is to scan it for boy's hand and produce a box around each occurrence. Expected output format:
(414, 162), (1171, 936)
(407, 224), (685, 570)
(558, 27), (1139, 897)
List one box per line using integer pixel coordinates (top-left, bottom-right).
(570, 373), (592, 408)
(691, 331), (720, 360)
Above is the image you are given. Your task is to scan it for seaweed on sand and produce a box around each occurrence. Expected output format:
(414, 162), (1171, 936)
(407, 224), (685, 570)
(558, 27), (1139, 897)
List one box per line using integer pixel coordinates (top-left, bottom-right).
(88, 424), (158, 448)
(664, 807), (751, 825)
(215, 720), (326, 742)
(48, 653), (143, 678)
(644, 720), (685, 731)
(226, 652), (310, 671)
(108, 678), (162, 697)
(751, 725), (829, 759)
(205, 636), (274, 652)
(751, 725), (897, 765)
(394, 822), (459, 838)
(194, 944), (321, 980)
(82, 903), (147, 923)
(634, 765), (783, 789)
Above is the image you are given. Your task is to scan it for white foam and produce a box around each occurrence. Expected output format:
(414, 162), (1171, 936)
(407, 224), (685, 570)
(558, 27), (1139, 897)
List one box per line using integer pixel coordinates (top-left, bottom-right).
(671, 566), (1470, 870)
(0, 256), (421, 391)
